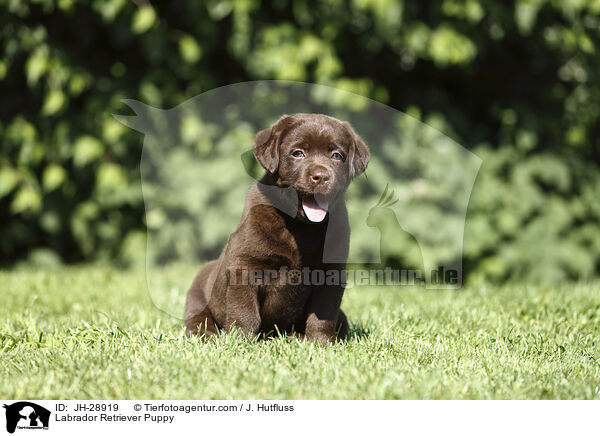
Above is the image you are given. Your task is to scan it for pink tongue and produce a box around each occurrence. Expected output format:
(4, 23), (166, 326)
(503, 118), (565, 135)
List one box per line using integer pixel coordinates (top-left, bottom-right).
(302, 196), (329, 222)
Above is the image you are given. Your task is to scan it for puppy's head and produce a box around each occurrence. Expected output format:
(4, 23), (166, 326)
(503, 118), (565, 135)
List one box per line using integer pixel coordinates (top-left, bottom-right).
(254, 113), (370, 222)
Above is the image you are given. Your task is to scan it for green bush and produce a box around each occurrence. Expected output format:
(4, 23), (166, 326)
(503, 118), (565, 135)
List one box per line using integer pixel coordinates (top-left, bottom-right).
(0, 0), (599, 284)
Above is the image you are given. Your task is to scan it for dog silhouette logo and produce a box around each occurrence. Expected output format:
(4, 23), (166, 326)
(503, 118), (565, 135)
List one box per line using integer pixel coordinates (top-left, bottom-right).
(3, 402), (50, 433)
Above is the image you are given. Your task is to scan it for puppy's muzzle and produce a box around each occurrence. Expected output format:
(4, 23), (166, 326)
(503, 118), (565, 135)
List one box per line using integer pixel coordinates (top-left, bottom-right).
(309, 168), (331, 185)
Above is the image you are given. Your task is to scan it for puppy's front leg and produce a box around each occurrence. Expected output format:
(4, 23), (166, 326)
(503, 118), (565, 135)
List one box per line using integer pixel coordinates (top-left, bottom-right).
(224, 283), (261, 335)
(305, 285), (344, 344)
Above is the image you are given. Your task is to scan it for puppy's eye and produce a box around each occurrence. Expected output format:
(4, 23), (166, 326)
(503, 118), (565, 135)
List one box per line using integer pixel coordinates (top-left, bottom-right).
(291, 150), (305, 158)
(331, 152), (344, 161)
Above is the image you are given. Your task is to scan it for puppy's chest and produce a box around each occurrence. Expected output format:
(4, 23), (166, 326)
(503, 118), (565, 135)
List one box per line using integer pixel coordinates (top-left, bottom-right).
(259, 278), (311, 331)
(257, 244), (324, 330)
(285, 224), (328, 268)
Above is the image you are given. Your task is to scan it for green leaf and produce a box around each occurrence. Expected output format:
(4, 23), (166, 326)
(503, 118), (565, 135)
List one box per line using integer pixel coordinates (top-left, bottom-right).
(42, 89), (66, 116)
(40, 210), (61, 233)
(428, 25), (477, 66)
(0, 60), (8, 81)
(11, 186), (42, 214)
(26, 48), (48, 87)
(0, 167), (19, 198)
(515, 0), (541, 35)
(206, 0), (233, 20)
(43, 164), (67, 192)
(96, 162), (127, 190)
(93, 0), (126, 22)
(73, 136), (104, 167)
(179, 35), (202, 64)
(102, 117), (127, 142)
(132, 5), (156, 34)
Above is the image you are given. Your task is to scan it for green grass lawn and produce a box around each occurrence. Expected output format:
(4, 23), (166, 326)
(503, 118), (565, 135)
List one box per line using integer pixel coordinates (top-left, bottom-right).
(1, 265), (599, 399)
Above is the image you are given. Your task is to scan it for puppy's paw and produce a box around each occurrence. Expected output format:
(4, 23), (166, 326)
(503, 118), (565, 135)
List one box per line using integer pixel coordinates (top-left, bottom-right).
(305, 330), (336, 345)
(185, 309), (219, 339)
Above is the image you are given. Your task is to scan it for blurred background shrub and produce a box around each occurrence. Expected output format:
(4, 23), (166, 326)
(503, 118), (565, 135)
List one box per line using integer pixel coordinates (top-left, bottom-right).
(1, 0), (599, 284)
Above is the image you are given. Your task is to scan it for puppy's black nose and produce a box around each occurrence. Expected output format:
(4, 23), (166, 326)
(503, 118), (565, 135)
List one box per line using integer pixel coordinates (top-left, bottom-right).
(310, 170), (330, 184)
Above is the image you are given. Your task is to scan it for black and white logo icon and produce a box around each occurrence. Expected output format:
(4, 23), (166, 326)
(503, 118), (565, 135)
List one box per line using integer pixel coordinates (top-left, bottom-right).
(3, 402), (50, 434)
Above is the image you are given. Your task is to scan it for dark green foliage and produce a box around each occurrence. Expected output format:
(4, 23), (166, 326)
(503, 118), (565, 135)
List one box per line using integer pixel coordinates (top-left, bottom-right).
(1, 0), (599, 283)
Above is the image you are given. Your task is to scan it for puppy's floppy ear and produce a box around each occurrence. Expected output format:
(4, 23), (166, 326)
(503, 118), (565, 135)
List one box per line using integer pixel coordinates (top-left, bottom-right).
(253, 115), (292, 174)
(344, 121), (370, 178)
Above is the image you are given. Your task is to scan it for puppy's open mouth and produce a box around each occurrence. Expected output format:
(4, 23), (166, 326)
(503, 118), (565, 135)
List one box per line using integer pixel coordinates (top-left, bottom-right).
(301, 194), (329, 222)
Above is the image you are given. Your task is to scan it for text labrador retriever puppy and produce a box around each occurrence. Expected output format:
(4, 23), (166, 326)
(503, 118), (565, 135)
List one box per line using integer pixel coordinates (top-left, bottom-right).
(185, 113), (369, 343)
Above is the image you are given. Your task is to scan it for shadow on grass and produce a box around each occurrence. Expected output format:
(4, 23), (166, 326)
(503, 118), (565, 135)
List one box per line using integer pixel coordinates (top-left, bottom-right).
(347, 322), (372, 341)
(184, 321), (373, 344)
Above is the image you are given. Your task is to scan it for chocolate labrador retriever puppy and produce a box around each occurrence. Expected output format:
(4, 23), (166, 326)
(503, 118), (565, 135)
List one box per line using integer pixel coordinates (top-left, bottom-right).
(184, 113), (369, 343)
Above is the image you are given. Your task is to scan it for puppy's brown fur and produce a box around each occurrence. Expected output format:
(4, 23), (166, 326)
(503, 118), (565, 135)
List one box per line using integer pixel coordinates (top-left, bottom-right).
(184, 114), (369, 343)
